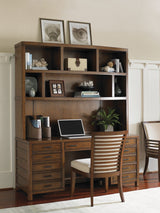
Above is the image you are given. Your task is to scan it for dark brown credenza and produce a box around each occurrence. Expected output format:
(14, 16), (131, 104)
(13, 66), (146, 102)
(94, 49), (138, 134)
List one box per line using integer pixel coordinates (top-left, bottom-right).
(16, 136), (139, 200)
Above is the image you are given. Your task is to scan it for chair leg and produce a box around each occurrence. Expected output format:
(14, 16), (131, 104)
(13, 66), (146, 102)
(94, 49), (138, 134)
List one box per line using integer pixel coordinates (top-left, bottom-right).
(71, 168), (76, 197)
(90, 176), (94, 207)
(105, 177), (108, 192)
(158, 158), (160, 182)
(143, 156), (149, 176)
(118, 175), (124, 202)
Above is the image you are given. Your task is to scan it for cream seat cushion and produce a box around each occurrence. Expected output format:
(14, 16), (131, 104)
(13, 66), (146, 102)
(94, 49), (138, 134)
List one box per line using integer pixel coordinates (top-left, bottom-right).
(144, 123), (160, 140)
(71, 158), (90, 173)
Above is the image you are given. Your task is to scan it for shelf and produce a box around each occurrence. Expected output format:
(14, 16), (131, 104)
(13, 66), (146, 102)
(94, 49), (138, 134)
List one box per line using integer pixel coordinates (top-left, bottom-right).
(26, 96), (127, 101)
(26, 69), (127, 76)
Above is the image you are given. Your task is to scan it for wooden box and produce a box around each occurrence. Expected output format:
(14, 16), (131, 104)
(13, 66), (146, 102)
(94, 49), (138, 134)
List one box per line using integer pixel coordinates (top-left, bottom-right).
(64, 58), (87, 71)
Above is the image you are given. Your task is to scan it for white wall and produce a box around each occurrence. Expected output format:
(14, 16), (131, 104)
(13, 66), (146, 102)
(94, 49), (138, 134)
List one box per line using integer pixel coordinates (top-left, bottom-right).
(0, 0), (160, 60)
(0, 53), (15, 188)
(129, 60), (160, 172)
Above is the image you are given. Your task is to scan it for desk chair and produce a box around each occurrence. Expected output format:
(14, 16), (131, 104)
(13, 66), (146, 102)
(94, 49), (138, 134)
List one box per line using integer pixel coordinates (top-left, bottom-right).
(70, 130), (128, 206)
(142, 121), (160, 181)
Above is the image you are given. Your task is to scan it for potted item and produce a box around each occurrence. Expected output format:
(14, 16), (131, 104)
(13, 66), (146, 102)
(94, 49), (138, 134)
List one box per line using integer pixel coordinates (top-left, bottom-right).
(92, 107), (120, 131)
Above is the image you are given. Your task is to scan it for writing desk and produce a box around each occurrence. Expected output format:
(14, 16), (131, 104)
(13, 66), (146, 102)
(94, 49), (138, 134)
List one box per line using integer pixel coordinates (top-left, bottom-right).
(16, 136), (139, 200)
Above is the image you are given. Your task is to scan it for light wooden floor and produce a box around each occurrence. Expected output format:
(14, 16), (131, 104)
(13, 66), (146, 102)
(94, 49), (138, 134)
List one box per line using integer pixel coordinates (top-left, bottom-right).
(0, 172), (159, 209)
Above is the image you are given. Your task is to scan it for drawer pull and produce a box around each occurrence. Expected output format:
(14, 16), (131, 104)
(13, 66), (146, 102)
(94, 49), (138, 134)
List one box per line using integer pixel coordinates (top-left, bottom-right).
(44, 155), (52, 159)
(44, 184), (52, 188)
(43, 146), (52, 149)
(123, 158), (129, 161)
(43, 175), (52, 178)
(123, 167), (129, 170)
(43, 165), (52, 169)
(68, 145), (77, 147)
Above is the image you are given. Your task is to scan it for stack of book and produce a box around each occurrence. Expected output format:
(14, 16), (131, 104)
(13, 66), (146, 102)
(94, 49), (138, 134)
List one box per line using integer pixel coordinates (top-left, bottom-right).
(74, 91), (100, 98)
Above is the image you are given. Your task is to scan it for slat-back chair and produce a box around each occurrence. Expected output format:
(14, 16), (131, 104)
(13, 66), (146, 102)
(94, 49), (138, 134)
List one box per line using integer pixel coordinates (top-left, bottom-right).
(142, 121), (160, 181)
(71, 130), (128, 206)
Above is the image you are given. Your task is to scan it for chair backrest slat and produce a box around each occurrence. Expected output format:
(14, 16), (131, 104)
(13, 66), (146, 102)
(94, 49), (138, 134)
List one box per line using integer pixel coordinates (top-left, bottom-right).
(91, 131), (127, 174)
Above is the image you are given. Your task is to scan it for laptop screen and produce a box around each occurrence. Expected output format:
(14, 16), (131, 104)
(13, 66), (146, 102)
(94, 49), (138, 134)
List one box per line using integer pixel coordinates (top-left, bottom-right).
(58, 119), (85, 137)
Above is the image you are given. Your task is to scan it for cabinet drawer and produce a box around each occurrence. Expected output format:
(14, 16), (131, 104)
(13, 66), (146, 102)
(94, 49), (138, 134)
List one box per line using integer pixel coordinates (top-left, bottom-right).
(124, 147), (136, 155)
(33, 153), (61, 162)
(122, 172), (137, 183)
(33, 181), (62, 193)
(122, 164), (137, 172)
(32, 143), (61, 153)
(125, 138), (137, 146)
(65, 142), (91, 151)
(32, 162), (61, 172)
(33, 170), (62, 181)
(111, 172), (137, 185)
(123, 155), (136, 163)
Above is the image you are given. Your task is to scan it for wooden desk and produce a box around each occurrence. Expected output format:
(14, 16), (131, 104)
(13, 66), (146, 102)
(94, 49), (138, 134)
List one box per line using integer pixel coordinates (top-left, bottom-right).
(16, 136), (139, 200)
(16, 137), (91, 200)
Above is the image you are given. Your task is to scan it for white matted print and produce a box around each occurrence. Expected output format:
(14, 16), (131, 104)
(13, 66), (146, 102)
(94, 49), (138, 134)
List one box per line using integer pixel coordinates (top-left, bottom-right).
(40, 18), (65, 43)
(69, 21), (92, 45)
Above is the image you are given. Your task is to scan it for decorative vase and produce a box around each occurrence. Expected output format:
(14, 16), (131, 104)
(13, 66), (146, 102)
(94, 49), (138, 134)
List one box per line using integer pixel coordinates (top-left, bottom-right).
(29, 88), (36, 97)
(105, 125), (114, 132)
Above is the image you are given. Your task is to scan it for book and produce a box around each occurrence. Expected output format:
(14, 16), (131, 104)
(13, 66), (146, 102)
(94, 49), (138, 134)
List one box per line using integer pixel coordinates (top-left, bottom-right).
(74, 91), (100, 97)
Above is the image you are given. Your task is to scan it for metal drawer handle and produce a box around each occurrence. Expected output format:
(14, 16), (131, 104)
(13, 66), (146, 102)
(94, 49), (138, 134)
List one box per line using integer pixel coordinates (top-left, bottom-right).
(68, 145), (77, 147)
(43, 146), (52, 149)
(44, 184), (52, 188)
(43, 165), (52, 168)
(44, 155), (52, 159)
(123, 158), (129, 161)
(43, 175), (52, 178)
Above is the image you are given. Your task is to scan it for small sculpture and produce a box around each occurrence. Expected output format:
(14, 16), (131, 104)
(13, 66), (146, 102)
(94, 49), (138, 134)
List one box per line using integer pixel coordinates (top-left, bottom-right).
(32, 58), (48, 68)
(101, 61), (115, 72)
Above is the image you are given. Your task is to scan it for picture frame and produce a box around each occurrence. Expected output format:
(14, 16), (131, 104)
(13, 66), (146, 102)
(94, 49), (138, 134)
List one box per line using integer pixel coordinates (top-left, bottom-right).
(68, 21), (92, 45)
(49, 80), (65, 97)
(40, 18), (65, 44)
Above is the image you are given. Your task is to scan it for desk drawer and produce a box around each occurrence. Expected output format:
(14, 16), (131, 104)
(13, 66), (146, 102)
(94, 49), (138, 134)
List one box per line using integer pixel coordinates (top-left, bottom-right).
(65, 141), (91, 151)
(32, 143), (61, 153)
(33, 170), (62, 181)
(32, 162), (61, 172)
(124, 147), (136, 155)
(33, 153), (61, 162)
(122, 164), (137, 172)
(33, 180), (62, 193)
(125, 138), (137, 146)
(123, 155), (136, 163)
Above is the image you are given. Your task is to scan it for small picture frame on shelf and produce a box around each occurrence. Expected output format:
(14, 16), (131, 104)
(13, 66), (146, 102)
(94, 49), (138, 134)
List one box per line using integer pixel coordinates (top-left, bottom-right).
(68, 21), (92, 45)
(40, 18), (65, 43)
(49, 80), (65, 97)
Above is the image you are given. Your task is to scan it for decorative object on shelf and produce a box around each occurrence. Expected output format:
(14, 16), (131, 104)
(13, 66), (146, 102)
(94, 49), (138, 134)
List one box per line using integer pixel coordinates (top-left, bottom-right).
(25, 77), (37, 96)
(68, 21), (92, 45)
(38, 115), (51, 138)
(64, 58), (87, 71)
(40, 18), (65, 43)
(101, 61), (115, 72)
(91, 107), (120, 131)
(78, 80), (94, 91)
(112, 59), (120, 73)
(115, 78), (122, 97)
(29, 88), (36, 97)
(49, 80), (65, 97)
(32, 58), (48, 70)
(25, 52), (32, 69)
(27, 116), (42, 139)
(74, 90), (100, 98)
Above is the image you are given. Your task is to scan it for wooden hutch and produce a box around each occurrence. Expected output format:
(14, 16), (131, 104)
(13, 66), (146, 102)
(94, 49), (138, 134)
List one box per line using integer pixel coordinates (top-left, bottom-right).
(15, 41), (139, 200)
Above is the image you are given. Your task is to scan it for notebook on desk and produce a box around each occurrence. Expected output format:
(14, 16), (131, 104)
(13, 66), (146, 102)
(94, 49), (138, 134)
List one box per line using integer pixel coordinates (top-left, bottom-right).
(57, 119), (91, 139)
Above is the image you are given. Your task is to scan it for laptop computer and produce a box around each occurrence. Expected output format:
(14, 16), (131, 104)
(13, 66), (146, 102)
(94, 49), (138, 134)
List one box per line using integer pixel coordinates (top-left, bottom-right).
(57, 119), (91, 139)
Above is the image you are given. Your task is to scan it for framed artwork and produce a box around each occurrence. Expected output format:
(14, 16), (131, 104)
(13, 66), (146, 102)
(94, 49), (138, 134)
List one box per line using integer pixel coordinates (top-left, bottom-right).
(49, 80), (65, 97)
(68, 21), (92, 45)
(40, 18), (65, 43)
